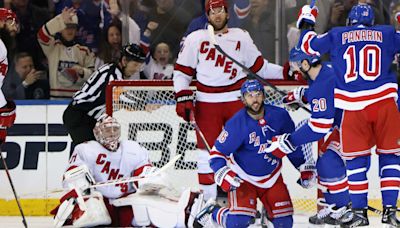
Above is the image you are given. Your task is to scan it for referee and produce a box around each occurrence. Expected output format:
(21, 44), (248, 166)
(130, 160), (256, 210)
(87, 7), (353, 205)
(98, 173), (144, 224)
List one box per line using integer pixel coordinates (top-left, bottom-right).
(63, 43), (146, 152)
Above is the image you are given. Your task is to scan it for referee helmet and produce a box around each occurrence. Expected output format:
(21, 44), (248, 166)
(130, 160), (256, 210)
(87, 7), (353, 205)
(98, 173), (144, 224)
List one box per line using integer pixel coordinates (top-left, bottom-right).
(121, 43), (146, 63)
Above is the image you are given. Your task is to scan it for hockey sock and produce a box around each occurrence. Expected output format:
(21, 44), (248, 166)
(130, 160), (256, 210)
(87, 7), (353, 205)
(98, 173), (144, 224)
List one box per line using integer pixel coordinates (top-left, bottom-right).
(379, 154), (400, 207)
(271, 216), (293, 228)
(317, 150), (350, 208)
(211, 207), (229, 225)
(346, 156), (370, 209)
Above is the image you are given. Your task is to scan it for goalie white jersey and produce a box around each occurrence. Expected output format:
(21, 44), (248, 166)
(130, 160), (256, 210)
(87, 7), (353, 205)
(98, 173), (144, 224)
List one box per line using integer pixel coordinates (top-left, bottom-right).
(65, 140), (151, 199)
(174, 28), (284, 103)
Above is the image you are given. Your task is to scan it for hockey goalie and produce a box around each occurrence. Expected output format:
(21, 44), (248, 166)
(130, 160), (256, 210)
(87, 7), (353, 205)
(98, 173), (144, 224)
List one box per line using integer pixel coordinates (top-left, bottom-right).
(51, 116), (204, 227)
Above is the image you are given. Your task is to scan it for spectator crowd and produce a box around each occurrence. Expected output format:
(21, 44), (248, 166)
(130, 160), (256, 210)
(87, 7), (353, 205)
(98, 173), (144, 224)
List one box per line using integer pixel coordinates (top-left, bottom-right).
(0, 0), (399, 100)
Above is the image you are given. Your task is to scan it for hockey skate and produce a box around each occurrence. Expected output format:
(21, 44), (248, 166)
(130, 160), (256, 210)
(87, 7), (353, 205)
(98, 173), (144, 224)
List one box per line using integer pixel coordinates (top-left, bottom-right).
(382, 206), (400, 228)
(324, 205), (353, 227)
(308, 199), (334, 225)
(340, 208), (369, 228)
(193, 199), (219, 228)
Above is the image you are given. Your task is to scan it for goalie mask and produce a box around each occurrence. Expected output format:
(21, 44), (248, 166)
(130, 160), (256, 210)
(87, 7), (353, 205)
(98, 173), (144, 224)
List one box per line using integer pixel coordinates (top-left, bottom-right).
(93, 116), (121, 151)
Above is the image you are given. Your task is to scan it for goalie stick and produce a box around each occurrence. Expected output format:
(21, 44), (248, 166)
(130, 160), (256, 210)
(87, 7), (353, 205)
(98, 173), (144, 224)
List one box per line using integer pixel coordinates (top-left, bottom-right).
(206, 24), (311, 114)
(92, 154), (182, 188)
(22, 155), (182, 197)
(0, 142), (28, 228)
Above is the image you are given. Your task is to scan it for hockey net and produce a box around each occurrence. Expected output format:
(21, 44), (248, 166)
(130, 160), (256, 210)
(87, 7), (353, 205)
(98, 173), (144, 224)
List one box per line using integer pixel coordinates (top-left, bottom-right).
(106, 80), (318, 215)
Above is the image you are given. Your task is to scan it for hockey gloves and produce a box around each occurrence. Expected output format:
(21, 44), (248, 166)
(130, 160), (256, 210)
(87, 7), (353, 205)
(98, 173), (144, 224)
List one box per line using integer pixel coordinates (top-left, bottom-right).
(0, 100), (16, 143)
(282, 87), (307, 111)
(175, 90), (194, 122)
(215, 166), (243, 192)
(296, 5), (318, 29)
(298, 163), (317, 189)
(283, 61), (305, 83)
(264, 133), (297, 159)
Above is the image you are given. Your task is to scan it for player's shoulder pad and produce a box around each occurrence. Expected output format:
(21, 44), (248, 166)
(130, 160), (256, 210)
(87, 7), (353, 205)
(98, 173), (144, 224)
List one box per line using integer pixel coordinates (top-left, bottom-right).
(119, 140), (147, 155)
(224, 108), (247, 127)
(185, 29), (208, 43)
(264, 104), (288, 114)
(229, 27), (251, 37)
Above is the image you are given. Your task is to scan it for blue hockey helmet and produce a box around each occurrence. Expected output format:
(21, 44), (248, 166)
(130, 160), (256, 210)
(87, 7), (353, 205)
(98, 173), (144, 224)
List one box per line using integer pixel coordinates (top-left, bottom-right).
(240, 79), (264, 97)
(348, 3), (374, 26)
(289, 46), (320, 70)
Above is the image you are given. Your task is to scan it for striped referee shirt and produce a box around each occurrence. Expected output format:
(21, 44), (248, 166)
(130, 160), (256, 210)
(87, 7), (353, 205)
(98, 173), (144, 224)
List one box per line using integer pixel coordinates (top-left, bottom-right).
(72, 63), (123, 119)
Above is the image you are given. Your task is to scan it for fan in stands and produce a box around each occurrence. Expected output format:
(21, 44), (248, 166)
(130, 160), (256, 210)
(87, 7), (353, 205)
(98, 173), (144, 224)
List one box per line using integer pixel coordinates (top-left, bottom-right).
(51, 116), (204, 227)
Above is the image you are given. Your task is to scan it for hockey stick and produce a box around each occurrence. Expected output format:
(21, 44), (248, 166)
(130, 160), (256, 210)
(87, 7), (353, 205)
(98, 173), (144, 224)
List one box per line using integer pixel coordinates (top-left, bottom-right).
(189, 111), (212, 153)
(0, 143), (28, 228)
(206, 25), (311, 114)
(92, 154), (182, 188)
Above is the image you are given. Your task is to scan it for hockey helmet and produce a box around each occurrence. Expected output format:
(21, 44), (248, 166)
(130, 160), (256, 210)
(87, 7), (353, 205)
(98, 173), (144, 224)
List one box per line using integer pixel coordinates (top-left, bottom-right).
(289, 46), (320, 71)
(205, 0), (228, 13)
(347, 3), (374, 26)
(0, 8), (16, 23)
(121, 43), (146, 63)
(93, 116), (121, 151)
(240, 79), (265, 97)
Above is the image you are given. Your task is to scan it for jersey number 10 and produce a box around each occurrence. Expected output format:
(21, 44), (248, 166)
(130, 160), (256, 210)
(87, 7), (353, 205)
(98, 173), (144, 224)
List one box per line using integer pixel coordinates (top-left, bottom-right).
(343, 44), (381, 83)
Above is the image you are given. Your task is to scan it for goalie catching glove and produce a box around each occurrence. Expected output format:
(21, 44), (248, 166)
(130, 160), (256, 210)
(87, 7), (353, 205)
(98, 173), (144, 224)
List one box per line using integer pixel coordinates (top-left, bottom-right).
(214, 166), (243, 192)
(282, 86), (307, 110)
(297, 5), (319, 29)
(264, 133), (297, 159)
(175, 90), (194, 122)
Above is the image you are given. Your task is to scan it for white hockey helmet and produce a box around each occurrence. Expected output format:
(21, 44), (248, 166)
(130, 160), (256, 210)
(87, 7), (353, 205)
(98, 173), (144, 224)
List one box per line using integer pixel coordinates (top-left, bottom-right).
(93, 116), (121, 151)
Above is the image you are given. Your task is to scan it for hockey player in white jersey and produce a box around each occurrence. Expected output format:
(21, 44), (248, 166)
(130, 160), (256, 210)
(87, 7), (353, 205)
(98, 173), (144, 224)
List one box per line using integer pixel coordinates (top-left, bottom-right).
(0, 8), (18, 141)
(52, 116), (204, 227)
(173, 0), (293, 201)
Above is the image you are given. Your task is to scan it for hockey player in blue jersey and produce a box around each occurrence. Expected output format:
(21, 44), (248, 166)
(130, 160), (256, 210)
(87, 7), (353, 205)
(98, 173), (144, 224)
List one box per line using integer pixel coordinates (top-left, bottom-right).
(193, 79), (316, 228)
(273, 47), (353, 226)
(294, 3), (400, 227)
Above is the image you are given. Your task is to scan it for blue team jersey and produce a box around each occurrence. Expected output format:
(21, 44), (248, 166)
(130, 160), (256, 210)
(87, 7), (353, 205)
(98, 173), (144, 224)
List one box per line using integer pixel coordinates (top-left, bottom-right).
(291, 63), (336, 146)
(301, 25), (400, 110)
(211, 105), (306, 188)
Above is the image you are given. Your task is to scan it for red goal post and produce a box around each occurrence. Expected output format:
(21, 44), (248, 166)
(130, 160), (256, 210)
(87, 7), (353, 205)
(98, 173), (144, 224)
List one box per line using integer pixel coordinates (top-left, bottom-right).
(106, 79), (319, 215)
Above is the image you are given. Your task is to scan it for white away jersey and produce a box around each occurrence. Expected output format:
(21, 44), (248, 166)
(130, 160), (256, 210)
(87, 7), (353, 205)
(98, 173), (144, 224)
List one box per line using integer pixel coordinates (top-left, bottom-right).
(174, 28), (283, 103)
(65, 140), (151, 199)
(0, 39), (8, 107)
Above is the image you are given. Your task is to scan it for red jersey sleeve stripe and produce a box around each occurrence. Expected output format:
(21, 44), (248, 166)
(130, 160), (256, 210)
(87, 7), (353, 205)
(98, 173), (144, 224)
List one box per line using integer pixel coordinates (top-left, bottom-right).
(249, 56), (264, 73)
(37, 27), (50, 44)
(174, 63), (196, 77)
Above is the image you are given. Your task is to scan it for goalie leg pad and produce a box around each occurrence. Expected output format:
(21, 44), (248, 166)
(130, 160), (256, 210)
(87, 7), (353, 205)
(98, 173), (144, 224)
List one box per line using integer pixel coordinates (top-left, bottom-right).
(72, 191), (111, 227)
(112, 188), (203, 228)
(53, 198), (75, 228)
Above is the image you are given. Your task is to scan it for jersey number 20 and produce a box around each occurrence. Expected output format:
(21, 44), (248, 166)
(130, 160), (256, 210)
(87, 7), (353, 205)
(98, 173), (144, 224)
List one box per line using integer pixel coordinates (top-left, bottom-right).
(343, 44), (381, 83)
